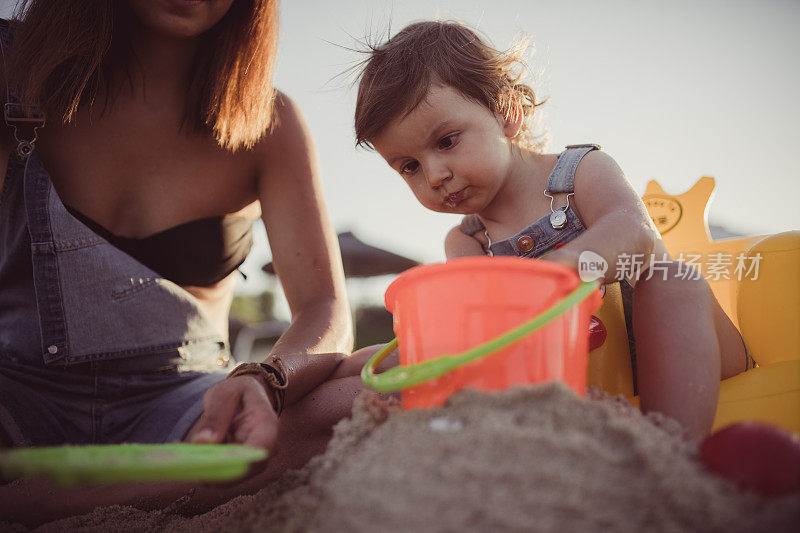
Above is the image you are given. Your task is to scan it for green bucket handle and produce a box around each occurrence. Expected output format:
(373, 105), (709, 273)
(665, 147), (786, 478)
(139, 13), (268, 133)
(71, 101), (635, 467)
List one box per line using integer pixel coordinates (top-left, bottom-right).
(361, 279), (599, 393)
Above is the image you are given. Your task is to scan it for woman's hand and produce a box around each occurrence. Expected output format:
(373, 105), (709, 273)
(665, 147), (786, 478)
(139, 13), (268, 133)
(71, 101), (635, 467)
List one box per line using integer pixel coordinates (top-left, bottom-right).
(185, 376), (278, 449)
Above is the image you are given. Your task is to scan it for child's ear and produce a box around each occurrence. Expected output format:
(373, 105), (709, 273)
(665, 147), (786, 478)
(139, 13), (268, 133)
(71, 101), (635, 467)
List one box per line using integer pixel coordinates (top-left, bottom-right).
(502, 103), (523, 138)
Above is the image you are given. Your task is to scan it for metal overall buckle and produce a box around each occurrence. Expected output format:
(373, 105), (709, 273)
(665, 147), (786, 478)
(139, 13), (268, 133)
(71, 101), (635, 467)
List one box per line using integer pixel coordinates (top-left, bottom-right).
(483, 229), (494, 256)
(543, 189), (574, 229)
(4, 102), (45, 159)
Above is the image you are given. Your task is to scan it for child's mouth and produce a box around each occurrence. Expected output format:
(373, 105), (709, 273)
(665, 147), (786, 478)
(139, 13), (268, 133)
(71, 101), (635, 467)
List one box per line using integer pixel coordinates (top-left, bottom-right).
(444, 189), (466, 208)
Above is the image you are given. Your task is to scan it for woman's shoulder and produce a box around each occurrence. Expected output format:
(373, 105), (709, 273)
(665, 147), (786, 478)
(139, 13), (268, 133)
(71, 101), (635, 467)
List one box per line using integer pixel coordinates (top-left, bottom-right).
(256, 91), (304, 143)
(252, 90), (312, 166)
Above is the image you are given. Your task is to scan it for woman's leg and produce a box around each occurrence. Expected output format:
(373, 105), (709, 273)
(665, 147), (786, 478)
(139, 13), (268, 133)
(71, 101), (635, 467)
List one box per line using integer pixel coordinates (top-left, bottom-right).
(633, 261), (746, 440)
(0, 345), (396, 526)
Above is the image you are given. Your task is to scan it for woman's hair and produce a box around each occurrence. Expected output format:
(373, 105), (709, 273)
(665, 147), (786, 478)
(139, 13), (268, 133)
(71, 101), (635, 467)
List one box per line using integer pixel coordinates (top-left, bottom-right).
(6, 0), (279, 151)
(354, 21), (547, 152)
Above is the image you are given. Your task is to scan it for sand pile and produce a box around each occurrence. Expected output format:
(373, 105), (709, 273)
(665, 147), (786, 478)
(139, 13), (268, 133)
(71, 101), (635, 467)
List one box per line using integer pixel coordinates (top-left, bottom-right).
(19, 384), (800, 532)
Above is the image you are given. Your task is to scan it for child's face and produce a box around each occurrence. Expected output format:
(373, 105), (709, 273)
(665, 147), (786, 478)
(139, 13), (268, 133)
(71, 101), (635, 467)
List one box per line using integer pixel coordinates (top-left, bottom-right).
(371, 85), (518, 216)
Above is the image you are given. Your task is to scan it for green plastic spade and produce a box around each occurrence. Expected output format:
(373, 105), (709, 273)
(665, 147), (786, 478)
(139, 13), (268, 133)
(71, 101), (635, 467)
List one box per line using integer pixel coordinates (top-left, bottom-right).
(0, 443), (267, 486)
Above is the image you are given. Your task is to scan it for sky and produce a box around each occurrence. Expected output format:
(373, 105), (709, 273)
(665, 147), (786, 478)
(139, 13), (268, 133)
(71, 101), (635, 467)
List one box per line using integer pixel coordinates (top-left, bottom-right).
(2, 0), (798, 313)
(258, 0), (800, 310)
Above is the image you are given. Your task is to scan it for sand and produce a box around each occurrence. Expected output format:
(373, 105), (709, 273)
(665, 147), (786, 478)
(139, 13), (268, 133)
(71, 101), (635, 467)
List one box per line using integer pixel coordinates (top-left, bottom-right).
(7, 383), (800, 532)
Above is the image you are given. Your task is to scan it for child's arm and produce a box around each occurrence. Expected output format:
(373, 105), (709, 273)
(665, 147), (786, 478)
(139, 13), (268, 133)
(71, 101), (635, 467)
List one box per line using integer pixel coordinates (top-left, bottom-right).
(444, 226), (486, 259)
(541, 151), (661, 284)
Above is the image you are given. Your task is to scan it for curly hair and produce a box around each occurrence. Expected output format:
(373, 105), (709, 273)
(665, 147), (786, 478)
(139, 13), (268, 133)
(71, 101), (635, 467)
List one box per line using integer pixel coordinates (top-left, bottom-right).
(354, 20), (547, 152)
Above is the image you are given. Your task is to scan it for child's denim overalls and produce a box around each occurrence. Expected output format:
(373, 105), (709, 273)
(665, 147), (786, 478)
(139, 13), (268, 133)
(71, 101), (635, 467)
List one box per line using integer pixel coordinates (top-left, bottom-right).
(460, 145), (638, 392)
(0, 20), (230, 446)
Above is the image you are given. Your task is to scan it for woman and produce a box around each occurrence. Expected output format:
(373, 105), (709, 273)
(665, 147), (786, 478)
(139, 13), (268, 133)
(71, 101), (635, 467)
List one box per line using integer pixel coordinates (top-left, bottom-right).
(0, 0), (373, 522)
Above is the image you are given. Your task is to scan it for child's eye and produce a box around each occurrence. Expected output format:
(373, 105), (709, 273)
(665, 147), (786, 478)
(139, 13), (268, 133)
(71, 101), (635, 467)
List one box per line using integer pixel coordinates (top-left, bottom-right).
(437, 133), (459, 150)
(400, 160), (419, 176)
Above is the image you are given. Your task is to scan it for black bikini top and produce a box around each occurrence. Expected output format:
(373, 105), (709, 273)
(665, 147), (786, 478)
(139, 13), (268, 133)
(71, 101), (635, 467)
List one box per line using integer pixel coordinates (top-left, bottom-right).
(65, 205), (255, 287)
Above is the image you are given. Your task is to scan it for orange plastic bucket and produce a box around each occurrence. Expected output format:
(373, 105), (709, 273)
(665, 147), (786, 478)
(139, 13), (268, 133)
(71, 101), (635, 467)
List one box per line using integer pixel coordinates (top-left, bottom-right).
(384, 257), (602, 409)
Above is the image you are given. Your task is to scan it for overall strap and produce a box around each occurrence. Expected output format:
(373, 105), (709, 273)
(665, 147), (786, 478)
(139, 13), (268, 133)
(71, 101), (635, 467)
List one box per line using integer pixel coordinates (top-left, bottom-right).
(545, 144), (601, 194)
(0, 18), (45, 159)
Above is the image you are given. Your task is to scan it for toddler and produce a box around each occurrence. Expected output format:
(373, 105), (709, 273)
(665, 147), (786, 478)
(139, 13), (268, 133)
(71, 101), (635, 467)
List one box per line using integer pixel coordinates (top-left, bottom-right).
(353, 21), (748, 439)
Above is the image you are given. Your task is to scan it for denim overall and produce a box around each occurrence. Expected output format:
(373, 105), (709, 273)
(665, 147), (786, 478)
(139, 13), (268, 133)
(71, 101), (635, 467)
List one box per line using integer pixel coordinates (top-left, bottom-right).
(0, 20), (229, 446)
(460, 145), (639, 392)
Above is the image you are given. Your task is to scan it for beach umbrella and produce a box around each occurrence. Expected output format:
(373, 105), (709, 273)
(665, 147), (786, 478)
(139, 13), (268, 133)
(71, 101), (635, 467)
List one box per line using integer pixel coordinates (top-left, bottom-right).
(262, 231), (420, 279)
(262, 231), (419, 343)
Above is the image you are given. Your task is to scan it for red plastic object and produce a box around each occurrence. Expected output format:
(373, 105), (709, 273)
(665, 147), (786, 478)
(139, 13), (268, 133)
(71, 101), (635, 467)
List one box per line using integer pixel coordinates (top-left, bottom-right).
(588, 315), (607, 351)
(384, 257), (602, 409)
(699, 422), (800, 497)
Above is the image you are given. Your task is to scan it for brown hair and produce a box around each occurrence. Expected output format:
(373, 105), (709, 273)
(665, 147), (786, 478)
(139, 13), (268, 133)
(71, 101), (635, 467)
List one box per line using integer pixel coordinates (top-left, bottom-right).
(354, 21), (547, 152)
(6, 0), (279, 151)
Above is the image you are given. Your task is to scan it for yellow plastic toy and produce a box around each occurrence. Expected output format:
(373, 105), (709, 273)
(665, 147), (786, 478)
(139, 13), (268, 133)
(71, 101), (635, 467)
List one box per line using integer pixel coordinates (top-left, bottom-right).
(587, 177), (800, 435)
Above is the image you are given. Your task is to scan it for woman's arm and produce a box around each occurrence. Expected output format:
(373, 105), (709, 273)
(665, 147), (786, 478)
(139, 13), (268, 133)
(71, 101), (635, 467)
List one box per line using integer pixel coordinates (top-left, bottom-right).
(541, 150), (661, 284)
(255, 92), (353, 404)
(187, 93), (351, 447)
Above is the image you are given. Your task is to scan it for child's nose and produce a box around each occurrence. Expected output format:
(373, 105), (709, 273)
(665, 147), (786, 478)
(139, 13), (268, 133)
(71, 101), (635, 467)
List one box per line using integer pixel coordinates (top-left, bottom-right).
(425, 162), (452, 189)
